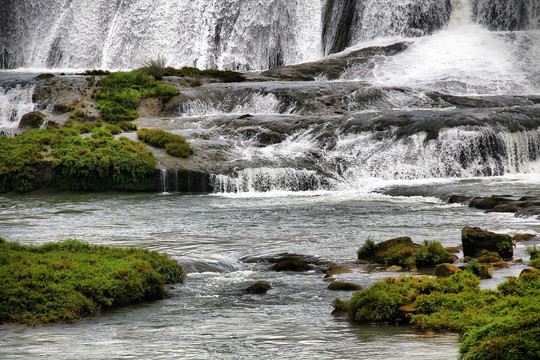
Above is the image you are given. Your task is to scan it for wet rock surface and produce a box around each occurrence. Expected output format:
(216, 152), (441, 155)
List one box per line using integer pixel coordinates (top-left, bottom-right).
(448, 195), (540, 219)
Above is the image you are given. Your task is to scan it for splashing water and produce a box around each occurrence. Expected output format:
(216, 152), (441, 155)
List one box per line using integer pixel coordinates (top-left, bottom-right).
(0, 85), (36, 128)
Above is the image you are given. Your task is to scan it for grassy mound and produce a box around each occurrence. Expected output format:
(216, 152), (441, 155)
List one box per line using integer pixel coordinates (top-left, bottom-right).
(137, 128), (193, 158)
(0, 124), (156, 193)
(0, 238), (185, 324)
(335, 271), (540, 360)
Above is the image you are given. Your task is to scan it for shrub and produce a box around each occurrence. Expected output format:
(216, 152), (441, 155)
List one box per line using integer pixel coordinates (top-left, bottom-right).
(0, 239), (185, 324)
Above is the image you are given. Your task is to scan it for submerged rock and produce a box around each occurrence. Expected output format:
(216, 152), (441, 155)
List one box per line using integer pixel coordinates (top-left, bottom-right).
(245, 282), (271, 294)
(461, 226), (513, 260)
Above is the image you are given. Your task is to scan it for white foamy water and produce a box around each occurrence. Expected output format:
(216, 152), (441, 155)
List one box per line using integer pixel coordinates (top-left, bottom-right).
(0, 85), (36, 128)
(180, 93), (294, 116)
(363, 0), (540, 95)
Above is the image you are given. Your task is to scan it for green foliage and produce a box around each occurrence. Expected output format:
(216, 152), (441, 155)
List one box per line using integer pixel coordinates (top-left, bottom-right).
(357, 239), (378, 259)
(338, 271), (540, 360)
(95, 71), (180, 123)
(137, 128), (193, 158)
(0, 126), (157, 193)
(0, 239), (185, 324)
(137, 65), (245, 83)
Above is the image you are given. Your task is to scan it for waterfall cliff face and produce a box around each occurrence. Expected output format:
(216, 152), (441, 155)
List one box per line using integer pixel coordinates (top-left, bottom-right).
(1, 0), (538, 70)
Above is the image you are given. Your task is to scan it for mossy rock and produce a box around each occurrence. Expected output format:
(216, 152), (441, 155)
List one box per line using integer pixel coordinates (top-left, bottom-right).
(328, 281), (363, 291)
(519, 268), (540, 281)
(435, 263), (462, 278)
(325, 268), (352, 278)
(445, 246), (462, 253)
(35, 73), (55, 80)
(461, 226), (513, 260)
(245, 282), (271, 294)
(512, 233), (538, 242)
(272, 259), (313, 272)
(18, 111), (46, 129)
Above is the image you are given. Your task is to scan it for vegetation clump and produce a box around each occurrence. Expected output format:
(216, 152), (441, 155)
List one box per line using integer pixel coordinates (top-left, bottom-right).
(137, 128), (193, 158)
(0, 124), (157, 193)
(335, 271), (540, 360)
(137, 63), (245, 83)
(357, 237), (455, 269)
(0, 238), (185, 324)
(95, 71), (179, 123)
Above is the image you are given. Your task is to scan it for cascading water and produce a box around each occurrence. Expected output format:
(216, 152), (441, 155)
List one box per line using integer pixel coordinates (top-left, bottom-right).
(1, 0), (538, 70)
(0, 0), (322, 70)
(0, 85), (36, 128)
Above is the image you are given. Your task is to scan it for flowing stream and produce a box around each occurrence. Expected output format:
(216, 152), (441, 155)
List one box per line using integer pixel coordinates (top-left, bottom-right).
(1, 0), (540, 359)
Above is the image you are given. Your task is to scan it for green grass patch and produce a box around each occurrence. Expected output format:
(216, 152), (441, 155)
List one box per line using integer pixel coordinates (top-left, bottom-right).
(0, 124), (157, 193)
(137, 65), (245, 83)
(137, 128), (193, 158)
(0, 238), (185, 324)
(336, 271), (540, 360)
(94, 71), (180, 124)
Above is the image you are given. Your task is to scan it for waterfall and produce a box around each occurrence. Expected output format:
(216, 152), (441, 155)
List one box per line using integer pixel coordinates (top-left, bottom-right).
(0, 0), (322, 70)
(207, 114), (540, 193)
(0, 85), (36, 128)
(2, 0), (537, 70)
(211, 168), (328, 193)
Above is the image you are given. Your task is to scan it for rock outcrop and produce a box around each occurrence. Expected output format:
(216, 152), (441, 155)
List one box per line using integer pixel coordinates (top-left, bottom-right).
(461, 226), (513, 260)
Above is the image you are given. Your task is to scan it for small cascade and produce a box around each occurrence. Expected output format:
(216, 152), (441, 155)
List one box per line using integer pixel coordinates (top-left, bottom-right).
(211, 168), (328, 193)
(179, 92), (294, 117)
(158, 165), (169, 194)
(208, 114), (540, 194)
(0, 85), (36, 128)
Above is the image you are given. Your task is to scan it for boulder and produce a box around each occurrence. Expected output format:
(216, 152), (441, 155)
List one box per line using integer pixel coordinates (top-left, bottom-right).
(19, 111), (46, 129)
(327, 281), (363, 291)
(386, 265), (403, 271)
(461, 226), (513, 260)
(245, 282), (271, 294)
(272, 259), (313, 272)
(435, 263), (462, 277)
(512, 233), (538, 242)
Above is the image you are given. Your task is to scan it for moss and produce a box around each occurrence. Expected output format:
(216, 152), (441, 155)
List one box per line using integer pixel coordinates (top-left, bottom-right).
(328, 281), (363, 291)
(137, 128), (193, 158)
(357, 238), (455, 269)
(0, 239), (185, 324)
(336, 271), (540, 360)
(0, 125), (157, 193)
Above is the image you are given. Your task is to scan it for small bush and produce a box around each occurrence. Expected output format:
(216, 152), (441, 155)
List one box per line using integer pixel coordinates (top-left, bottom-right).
(357, 239), (378, 260)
